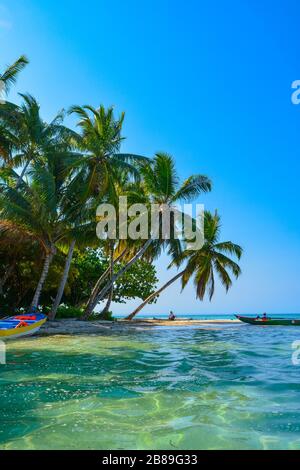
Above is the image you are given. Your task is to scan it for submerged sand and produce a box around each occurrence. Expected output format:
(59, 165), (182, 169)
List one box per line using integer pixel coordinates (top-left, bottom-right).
(40, 318), (240, 336)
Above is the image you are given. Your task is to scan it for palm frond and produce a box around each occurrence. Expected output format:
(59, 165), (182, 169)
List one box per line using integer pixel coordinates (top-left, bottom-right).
(214, 241), (243, 260)
(0, 55), (29, 93)
(172, 174), (212, 202)
(213, 259), (233, 291)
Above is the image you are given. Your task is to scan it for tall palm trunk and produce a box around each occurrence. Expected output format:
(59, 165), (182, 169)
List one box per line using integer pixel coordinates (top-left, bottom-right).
(49, 240), (76, 320)
(98, 242), (115, 320)
(0, 261), (16, 295)
(30, 246), (56, 310)
(83, 238), (153, 320)
(125, 270), (185, 321)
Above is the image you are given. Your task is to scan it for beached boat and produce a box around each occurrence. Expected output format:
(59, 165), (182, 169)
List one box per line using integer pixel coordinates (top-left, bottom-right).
(0, 313), (47, 339)
(236, 315), (300, 326)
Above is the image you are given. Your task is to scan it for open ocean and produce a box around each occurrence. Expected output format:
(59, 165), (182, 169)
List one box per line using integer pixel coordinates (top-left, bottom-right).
(1, 317), (300, 449)
(115, 313), (300, 320)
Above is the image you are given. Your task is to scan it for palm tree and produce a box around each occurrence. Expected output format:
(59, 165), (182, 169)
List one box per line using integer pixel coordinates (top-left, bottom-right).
(0, 94), (76, 187)
(68, 105), (149, 200)
(0, 56), (29, 165)
(48, 225), (98, 320)
(62, 105), (149, 318)
(48, 240), (76, 320)
(48, 200), (98, 320)
(97, 240), (115, 319)
(126, 211), (242, 320)
(90, 177), (150, 318)
(83, 153), (212, 319)
(83, 247), (128, 318)
(81, 170), (140, 319)
(0, 55), (29, 95)
(0, 146), (78, 310)
(0, 93), (84, 312)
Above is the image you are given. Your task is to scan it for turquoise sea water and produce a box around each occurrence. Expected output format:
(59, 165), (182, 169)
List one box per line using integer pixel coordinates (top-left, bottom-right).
(1, 322), (300, 450)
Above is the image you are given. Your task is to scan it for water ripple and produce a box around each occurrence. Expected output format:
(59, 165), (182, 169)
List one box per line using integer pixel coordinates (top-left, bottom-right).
(1, 324), (300, 449)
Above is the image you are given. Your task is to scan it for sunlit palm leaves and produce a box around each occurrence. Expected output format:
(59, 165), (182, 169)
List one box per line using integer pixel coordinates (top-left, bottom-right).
(0, 55), (29, 94)
(0, 94), (77, 188)
(181, 211), (242, 300)
(69, 105), (149, 199)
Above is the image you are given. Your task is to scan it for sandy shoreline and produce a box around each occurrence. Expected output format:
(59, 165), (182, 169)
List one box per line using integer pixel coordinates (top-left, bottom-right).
(39, 318), (240, 336)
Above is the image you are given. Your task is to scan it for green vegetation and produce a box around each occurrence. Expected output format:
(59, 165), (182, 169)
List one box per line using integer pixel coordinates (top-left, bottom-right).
(0, 56), (243, 321)
(0, 247), (158, 317)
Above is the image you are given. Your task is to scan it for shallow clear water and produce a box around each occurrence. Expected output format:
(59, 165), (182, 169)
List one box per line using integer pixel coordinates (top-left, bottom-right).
(1, 324), (300, 450)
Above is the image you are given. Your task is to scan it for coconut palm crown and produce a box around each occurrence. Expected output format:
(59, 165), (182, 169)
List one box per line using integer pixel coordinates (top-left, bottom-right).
(181, 211), (243, 300)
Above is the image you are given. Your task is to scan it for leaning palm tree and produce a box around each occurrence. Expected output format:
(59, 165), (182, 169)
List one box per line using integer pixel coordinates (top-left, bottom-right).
(126, 211), (242, 320)
(96, 240), (115, 319)
(82, 170), (150, 318)
(0, 55), (29, 95)
(83, 152), (212, 319)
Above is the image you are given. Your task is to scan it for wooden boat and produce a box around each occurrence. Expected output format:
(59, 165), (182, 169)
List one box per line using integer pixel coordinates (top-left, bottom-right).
(236, 315), (300, 326)
(0, 313), (47, 339)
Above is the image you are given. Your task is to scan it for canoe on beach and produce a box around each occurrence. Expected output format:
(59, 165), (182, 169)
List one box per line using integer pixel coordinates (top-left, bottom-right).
(0, 314), (47, 339)
(236, 315), (300, 326)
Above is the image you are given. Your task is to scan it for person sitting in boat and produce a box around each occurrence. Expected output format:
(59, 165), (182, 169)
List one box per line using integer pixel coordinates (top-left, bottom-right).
(169, 311), (176, 321)
(262, 313), (268, 321)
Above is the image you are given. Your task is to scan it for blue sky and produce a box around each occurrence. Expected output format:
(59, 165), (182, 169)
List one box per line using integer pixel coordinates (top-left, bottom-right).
(1, 0), (300, 314)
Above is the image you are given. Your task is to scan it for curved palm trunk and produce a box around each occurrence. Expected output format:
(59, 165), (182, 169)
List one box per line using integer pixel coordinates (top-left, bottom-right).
(49, 240), (76, 321)
(98, 243), (115, 320)
(30, 247), (56, 310)
(83, 238), (153, 320)
(125, 270), (185, 321)
(84, 267), (111, 315)
(99, 286), (114, 319)
(84, 249), (127, 318)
